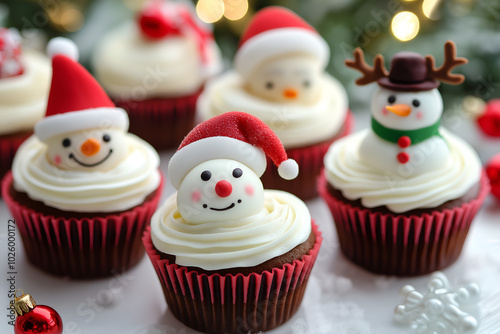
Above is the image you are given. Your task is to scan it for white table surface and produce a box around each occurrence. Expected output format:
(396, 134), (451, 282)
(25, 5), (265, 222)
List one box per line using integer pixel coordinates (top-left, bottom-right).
(1, 114), (499, 334)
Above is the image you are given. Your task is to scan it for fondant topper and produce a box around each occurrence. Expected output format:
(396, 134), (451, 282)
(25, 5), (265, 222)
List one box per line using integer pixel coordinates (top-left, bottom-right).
(345, 41), (468, 174)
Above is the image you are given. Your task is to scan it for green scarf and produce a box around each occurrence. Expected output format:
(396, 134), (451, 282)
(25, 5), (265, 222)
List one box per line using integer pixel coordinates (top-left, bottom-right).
(371, 117), (442, 145)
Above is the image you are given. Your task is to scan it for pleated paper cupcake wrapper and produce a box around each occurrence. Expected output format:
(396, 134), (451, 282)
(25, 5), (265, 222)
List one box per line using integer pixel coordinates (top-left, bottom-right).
(2, 172), (164, 278)
(0, 132), (30, 185)
(318, 172), (490, 276)
(143, 223), (322, 334)
(112, 89), (202, 150)
(261, 111), (353, 200)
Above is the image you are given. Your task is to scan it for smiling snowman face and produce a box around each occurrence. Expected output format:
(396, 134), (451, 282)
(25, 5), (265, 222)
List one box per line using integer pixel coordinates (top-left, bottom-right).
(45, 127), (128, 171)
(245, 53), (322, 105)
(176, 159), (265, 223)
(371, 87), (443, 130)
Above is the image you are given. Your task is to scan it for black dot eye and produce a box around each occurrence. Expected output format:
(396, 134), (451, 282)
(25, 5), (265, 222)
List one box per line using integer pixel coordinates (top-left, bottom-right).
(232, 168), (243, 178)
(303, 80), (311, 88)
(103, 134), (111, 142)
(265, 81), (274, 90)
(412, 99), (420, 107)
(62, 138), (71, 147)
(203, 204), (207, 208)
(388, 95), (396, 104)
(201, 170), (211, 181)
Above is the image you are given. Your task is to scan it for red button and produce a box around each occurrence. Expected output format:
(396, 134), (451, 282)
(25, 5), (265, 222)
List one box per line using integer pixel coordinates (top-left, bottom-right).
(397, 152), (410, 164)
(215, 180), (232, 197)
(398, 136), (411, 148)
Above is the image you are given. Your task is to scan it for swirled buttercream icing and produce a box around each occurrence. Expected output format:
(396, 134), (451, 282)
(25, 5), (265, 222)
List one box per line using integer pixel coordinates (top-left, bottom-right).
(0, 51), (51, 135)
(12, 134), (161, 212)
(197, 71), (348, 148)
(150, 190), (312, 270)
(93, 23), (221, 99)
(324, 129), (481, 213)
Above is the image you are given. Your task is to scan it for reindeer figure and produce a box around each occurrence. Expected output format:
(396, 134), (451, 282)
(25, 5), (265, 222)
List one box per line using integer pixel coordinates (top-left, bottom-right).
(345, 41), (468, 175)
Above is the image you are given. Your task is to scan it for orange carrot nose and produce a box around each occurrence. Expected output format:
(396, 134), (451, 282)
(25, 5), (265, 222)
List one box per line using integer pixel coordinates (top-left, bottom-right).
(283, 88), (298, 99)
(386, 104), (412, 117)
(81, 138), (101, 156)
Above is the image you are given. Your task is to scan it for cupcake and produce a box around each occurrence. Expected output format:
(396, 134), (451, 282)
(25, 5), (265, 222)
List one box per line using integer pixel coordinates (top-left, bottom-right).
(93, 0), (222, 150)
(318, 41), (489, 276)
(143, 111), (322, 333)
(197, 7), (352, 200)
(0, 28), (51, 181)
(1, 38), (163, 278)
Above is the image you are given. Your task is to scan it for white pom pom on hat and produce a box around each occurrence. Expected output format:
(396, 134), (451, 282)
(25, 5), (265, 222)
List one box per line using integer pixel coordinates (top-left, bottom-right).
(46, 37), (79, 61)
(278, 159), (299, 180)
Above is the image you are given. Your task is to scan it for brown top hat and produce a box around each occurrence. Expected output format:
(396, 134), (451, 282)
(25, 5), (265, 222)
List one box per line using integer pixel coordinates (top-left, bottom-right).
(377, 52), (439, 91)
(345, 41), (468, 92)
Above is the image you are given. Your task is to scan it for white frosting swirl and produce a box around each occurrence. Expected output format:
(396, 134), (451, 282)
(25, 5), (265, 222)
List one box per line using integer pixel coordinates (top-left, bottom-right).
(12, 134), (161, 212)
(324, 129), (482, 213)
(151, 190), (312, 270)
(0, 51), (51, 135)
(197, 71), (348, 148)
(93, 22), (222, 99)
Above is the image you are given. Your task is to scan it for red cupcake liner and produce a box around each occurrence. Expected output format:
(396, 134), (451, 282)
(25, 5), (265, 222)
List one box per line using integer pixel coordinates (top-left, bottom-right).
(318, 172), (490, 276)
(261, 111), (353, 200)
(2, 172), (164, 278)
(112, 89), (202, 150)
(0, 131), (31, 186)
(143, 222), (322, 334)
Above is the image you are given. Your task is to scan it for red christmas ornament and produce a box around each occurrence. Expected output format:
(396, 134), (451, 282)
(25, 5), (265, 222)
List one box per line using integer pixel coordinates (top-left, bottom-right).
(11, 290), (63, 334)
(486, 153), (500, 200)
(477, 99), (500, 137)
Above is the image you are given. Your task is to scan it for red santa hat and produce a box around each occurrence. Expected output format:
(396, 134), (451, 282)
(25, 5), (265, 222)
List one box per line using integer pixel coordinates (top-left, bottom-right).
(168, 111), (299, 189)
(35, 37), (128, 142)
(234, 6), (329, 78)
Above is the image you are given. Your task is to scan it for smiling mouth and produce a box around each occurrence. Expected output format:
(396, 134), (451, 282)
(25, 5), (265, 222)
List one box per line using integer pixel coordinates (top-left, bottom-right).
(69, 149), (113, 167)
(210, 203), (236, 211)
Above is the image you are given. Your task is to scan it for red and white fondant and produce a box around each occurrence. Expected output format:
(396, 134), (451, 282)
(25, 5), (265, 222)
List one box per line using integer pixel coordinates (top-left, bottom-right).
(168, 111), (299, 189)
(35, 38), (128, 142)
(234, 6), (329, 78)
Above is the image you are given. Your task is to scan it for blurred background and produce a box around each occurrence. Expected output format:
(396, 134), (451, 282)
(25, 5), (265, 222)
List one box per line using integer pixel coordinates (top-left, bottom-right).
(2, 0), (500, 118)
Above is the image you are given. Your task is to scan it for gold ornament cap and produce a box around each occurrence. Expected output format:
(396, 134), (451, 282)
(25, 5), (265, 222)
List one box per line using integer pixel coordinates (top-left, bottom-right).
(11, 290), (36, 317)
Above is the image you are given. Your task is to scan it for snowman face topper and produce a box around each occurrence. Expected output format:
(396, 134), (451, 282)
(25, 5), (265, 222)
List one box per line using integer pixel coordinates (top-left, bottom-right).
(372, 87), (443, 130)
(177, 159), (265, 223)
(45, 127), (128, 171)
(245, 53), (322, 105)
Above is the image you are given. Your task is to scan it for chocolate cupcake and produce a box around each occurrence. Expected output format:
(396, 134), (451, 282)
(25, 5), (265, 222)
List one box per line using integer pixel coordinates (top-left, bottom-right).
(319, 41), (489, 276)
(2, 38), (163, 278)
(93, 1), (222, 150)
(144, 111), (322, 333)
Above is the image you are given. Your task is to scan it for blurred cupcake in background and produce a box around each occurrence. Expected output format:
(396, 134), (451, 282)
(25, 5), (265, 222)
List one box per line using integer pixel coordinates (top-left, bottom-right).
(93, 0), (222, 150)
(0, 28), (51, 181)
(198, 7), (352, 200)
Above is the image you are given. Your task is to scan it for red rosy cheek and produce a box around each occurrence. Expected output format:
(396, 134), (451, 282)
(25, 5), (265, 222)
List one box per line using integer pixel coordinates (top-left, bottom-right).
(245, 185), (254, 196)
(54, 155), (62, 165)
(191, 190), (201, 203)
(416, 111), (423, 119)
(382, 107), (389, 116)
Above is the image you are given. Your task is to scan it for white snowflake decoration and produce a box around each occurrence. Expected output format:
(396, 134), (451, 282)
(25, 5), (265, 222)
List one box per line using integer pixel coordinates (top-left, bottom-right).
(394, 272), (480, 334)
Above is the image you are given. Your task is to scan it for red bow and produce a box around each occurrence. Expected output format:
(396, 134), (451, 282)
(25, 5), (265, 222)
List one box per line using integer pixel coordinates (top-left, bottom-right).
(138, 1), (213, 64)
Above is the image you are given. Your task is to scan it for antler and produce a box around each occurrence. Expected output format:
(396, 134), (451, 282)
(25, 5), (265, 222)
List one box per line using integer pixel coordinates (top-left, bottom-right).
(345, 48), (388, 85)
(425, 41), (468, 84)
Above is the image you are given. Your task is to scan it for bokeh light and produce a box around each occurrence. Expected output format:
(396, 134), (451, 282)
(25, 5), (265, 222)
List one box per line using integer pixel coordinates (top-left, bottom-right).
(196, 0), (224, 23)
(391, 11), (420, 42)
